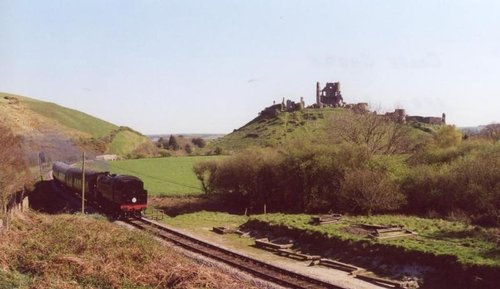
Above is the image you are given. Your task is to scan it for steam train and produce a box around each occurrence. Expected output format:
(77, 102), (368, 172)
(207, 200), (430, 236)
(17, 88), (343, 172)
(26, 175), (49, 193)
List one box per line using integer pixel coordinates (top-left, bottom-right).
(52, 162), (147, 216)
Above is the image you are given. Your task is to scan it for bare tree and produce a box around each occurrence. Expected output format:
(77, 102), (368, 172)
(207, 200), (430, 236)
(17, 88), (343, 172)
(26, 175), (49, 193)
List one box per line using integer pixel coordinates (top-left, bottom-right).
(0, 122), (30, 230)
(480, 123), (500, 142)
(329, 111), (412, 154)
(339, 169), (406, 214)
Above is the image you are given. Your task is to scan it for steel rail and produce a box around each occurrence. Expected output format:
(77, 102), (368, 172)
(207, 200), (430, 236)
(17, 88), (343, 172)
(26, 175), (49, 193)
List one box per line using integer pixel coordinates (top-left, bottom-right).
(126, 217), (344, 289)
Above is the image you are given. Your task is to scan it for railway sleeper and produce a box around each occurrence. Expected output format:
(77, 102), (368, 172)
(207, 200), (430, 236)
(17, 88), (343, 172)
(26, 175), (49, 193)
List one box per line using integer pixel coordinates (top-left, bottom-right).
(276, 248), (321, 261)
(255, 238), (294, 251)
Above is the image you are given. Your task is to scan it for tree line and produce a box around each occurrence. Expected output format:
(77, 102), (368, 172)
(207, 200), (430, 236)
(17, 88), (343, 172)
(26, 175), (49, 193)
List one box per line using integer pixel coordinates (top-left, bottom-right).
(194, 111), (500, 226)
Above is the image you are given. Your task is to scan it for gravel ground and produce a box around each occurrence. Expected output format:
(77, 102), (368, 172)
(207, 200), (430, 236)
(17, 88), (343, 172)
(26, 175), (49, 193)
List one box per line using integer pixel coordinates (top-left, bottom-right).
(116, 219), (386, 289)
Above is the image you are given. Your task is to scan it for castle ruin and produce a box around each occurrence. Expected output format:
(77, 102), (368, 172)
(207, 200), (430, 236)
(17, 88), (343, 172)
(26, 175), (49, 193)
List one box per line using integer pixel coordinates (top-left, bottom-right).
(316, 81), (343, 107)
(260, 97), (305, 118)
(259, 81), (446, 125)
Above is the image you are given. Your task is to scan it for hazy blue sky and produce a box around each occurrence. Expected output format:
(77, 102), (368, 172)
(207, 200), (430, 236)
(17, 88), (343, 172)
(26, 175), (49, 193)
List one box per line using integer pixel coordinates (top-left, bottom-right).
(1, 0), (499, 134)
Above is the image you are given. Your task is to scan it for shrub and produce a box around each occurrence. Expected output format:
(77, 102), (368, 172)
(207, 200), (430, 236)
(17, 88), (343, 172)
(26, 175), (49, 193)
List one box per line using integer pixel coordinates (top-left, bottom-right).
(194, 144), (373, 213)
(191, 137), (206, 148)
(339, 169), (406, 214)
(401, 164), (449, 213)
(403, 144), (500, 225)
(214, 146), (223, 155)
(430, 125), (462, 148)
(185, 144), (192, 154)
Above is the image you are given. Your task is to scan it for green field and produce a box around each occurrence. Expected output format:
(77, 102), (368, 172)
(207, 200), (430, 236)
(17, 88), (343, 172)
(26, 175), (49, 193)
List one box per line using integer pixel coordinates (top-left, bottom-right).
(94, 156), (226, 196)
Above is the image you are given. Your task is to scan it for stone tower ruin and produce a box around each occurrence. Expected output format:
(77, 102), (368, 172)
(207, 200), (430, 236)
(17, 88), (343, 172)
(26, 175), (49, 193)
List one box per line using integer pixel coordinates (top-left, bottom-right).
(316, 81), (344, 107)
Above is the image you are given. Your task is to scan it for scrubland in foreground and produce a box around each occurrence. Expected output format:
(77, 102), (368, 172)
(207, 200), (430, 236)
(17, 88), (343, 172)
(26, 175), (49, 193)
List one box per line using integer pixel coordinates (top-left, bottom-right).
(0, 211), (257, 289)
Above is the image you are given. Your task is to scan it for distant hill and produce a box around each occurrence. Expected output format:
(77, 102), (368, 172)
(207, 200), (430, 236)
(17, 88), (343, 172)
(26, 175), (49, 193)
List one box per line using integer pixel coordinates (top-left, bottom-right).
(211, 107), (435, 152)
(148, 133), (225, 142)
(458, 126), (486, 134)
(0, 92), (156, 164)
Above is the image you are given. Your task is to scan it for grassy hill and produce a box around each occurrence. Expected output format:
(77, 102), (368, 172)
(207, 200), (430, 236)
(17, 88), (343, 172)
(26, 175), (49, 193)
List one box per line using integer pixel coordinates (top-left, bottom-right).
(0, 92), (155, 163)
(20, 94), (116, 138)
(211, 108), (334, 151)
(212, 107), (434, 152)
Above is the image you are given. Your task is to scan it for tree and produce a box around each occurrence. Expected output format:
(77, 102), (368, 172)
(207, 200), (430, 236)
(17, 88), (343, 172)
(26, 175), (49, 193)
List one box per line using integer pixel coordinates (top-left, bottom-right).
(339, 169), (406, 214)
(0, 122), (30, 230)
(329, 111), (413, 154)
(191, 137), (206, 148)
(479, 123), (500, 142)
(157, 137), (167, 149)
(168, 135), (179, 151)
(185, 144), (192, 154)
(193, 161), (218, 194)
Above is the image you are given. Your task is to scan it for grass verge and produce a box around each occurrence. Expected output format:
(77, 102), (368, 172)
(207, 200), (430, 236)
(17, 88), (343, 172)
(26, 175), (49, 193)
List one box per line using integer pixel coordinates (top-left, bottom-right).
(152, 211), (500, 289)
(0, 211), (257, 289)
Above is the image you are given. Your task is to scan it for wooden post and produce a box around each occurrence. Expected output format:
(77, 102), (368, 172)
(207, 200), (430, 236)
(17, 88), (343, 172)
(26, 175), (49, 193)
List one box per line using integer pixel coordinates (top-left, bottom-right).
(264, 204), (267, 214)
(81, 152), (85, 214)
(38, 154), (43, 181)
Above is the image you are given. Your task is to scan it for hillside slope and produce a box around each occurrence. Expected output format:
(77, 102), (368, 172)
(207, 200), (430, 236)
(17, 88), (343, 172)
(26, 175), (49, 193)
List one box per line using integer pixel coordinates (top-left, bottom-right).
(0, 92), (155, 163)
(212, 108), (434, 152)
(212, 108), (334, 151)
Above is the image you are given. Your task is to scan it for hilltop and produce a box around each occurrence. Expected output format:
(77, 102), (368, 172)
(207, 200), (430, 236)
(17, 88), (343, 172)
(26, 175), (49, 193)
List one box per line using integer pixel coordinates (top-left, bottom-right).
(212, 107), (436, 152)
(212, 108), (335, 151)
(0, 92), (156, 163)
(212, 81), (446, 152)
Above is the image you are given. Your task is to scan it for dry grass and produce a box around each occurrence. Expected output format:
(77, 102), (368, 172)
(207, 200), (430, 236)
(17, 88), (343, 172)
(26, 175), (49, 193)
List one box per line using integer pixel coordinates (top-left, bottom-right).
(0, 211), (258, 289)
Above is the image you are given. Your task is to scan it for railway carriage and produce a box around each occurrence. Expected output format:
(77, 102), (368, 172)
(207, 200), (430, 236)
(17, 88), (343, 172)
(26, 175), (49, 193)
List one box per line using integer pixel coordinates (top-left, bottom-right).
(65, 167), (106, 199)
(52, 161), (70, 184)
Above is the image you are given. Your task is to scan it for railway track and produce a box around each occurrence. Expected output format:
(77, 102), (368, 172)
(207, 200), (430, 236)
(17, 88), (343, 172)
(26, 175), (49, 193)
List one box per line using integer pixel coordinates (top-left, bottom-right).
(125, 217), (344, 289)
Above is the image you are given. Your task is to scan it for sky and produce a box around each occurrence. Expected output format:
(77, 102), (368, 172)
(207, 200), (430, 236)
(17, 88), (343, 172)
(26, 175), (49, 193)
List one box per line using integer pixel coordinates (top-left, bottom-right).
(1, 0), (499, 134)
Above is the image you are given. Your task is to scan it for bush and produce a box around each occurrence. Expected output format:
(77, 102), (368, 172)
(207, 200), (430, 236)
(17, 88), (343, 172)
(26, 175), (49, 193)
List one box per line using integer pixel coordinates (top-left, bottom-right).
(339, 169), (406, 214)
(185, 144), (192, 154)
(194, 144), (373, 213)
(158, 149), (172, 157)
(431, 125), (462, 148)
(214, 146), (223, 155)
(403, 144), (500, 225)
(191, 137), (206, 148)
(401, 164), (449, 213)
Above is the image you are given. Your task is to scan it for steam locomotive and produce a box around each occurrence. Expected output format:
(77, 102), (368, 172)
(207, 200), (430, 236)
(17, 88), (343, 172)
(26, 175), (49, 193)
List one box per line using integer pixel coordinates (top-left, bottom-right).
(52, 162), (147, 216)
